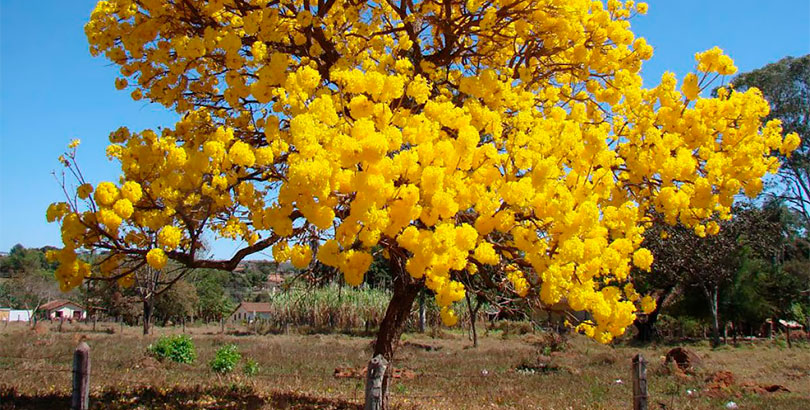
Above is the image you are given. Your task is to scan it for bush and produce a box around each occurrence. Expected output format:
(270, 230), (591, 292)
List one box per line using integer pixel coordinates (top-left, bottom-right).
(147, 335), (196, 364)
(210, 344), (241, 374)
(489, 320), (535, 337)
(243, 358), (260, 376)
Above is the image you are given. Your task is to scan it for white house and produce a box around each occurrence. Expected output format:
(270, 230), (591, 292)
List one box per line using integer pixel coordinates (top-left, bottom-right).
(40, 300), (86, 321)
(230, 302), (272, 323)
(0, 308), (33, 322)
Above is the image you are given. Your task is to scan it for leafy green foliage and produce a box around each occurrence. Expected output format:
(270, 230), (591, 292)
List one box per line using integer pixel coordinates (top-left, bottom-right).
(0, 246), (60, 312)
(147, 335), (196, 364)
(732, 55), (810, 226)
(632, 204), (791, 344)
(153, 280), (198, 324)
(0, 244), (56, 277)
(243, 358), (259, 377)
(192, 269), (236, 322)
(210, 344), (241, 374)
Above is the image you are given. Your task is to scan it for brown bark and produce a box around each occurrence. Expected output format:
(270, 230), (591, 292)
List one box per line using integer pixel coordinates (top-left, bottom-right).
(704, 285), (721, 347)
(417, 292), (426, 334)
(371, 281), (421, 360)
(367, 254), (421, 410)
(465, 291), (481, 348)
(633, 286), (673, 343)
(143, 299), (153, 336)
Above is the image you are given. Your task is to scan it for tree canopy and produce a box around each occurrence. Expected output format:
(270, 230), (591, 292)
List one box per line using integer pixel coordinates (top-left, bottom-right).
(47, 0), (796, 344)
(732, 55), (810, 225)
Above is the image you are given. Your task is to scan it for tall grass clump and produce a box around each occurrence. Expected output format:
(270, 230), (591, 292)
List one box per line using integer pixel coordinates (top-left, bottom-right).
(248, 284), (489, 333)
(260, 284), (390, 331)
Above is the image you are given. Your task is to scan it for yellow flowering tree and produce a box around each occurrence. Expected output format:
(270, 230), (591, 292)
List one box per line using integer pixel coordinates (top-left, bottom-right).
(49, 0), (797, 404)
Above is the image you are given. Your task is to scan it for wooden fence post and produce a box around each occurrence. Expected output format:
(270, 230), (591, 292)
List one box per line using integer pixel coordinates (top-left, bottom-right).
(364, 354), (388, 410)
(72, 342), (90, 410)
(632, 354), (648, 410)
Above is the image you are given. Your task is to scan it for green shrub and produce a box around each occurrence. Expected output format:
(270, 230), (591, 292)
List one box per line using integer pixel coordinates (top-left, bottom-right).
(210, 344), (241, 374)
(243, 358), (260, 376)
(147, 335), (196, 364)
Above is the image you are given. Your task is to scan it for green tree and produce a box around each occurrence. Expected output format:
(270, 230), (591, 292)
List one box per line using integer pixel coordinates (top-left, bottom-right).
(0, 245), (55, 277)
(732, 55), (810, 224)
(154, 279), (198, 325)
(633, 205), (783, 346)
(192, 269), (235, 322)
(0, 246), (60, 325)
(82, 279), (140, 324)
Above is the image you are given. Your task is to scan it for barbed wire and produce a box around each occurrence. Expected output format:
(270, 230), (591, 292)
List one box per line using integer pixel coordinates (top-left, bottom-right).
(0, 354), (497, 379)
(0, 354), (72, 361)
(0, 367), (462, 401)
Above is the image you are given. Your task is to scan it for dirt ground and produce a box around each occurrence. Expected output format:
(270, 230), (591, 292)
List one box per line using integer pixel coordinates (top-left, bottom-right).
(1, 322), (808, 409)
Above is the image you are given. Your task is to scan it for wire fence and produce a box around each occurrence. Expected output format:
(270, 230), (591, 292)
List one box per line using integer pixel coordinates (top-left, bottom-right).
(0, 352), (496, 403)
(0, 352), (500, 379)
(0, 346), (653, 409)
(0, 361), (496, 386)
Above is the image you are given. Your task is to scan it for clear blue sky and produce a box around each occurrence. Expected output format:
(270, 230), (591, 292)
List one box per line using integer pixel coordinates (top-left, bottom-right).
(1, 1), (808, 260)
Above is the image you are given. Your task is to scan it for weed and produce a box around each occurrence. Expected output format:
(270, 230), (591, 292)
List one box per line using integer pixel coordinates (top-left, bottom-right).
(147, 335), (196, 364)
(394, 383), (407, 394)
(210, 344), (241, 374)
(243, 357), (259, 376)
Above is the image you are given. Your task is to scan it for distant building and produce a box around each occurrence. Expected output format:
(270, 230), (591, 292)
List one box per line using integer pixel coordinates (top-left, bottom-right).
(40, 300), (86, 321)
(230, 302), (272, 322)
(265, 274), (286, 290)
(0, 308), (32, 322)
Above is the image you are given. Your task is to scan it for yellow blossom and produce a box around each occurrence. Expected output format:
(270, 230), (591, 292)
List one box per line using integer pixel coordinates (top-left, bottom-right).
(146, 248), (167, 270)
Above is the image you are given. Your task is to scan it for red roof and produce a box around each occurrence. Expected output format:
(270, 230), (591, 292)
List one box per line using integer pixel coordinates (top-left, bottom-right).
(267, 274), (285, 284)
(234, 302), (272, 313)
(40, 300), (84, 311)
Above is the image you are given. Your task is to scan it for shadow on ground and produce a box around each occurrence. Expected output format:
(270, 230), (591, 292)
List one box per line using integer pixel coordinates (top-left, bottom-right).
(0, 385), (360, 409)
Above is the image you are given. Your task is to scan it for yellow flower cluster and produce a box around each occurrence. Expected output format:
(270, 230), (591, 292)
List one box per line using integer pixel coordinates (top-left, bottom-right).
(695, 47), (738, 75)
(47, 0), (796, 342)
(147, 248), (167, 270)
(158, 225), (182, 249)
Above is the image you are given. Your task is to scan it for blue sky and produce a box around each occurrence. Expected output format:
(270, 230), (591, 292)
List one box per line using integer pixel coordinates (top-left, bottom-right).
(1, 1), (808, 260)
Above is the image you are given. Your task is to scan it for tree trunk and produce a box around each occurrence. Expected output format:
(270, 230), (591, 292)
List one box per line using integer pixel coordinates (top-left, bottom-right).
(633, 287), (672, 343)
(417, 292), (426, 334)
(706, 285), (721, 347)
(465, 291), (480, 348)
(28, 303), (40, 329)
(732, 322), (737, 345)
(142, 299), (153, 336)
(634, 316), (657, 343)
(366, 273), (420, 410)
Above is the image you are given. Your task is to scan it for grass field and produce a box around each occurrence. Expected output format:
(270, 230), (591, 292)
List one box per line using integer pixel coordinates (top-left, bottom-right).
(1, 321), (808, 409)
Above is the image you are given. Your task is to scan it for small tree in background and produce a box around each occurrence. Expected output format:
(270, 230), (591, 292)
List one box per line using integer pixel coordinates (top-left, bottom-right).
(154, 279), (198, 325)
(634, 205), (784, 346)
(0, 245), (60, 326)
(732, 55), (810, 226)
(192, 269), (236, 323)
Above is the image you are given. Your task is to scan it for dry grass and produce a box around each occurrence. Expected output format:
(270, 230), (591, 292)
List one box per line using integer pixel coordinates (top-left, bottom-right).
(1, 321), (808, 409)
